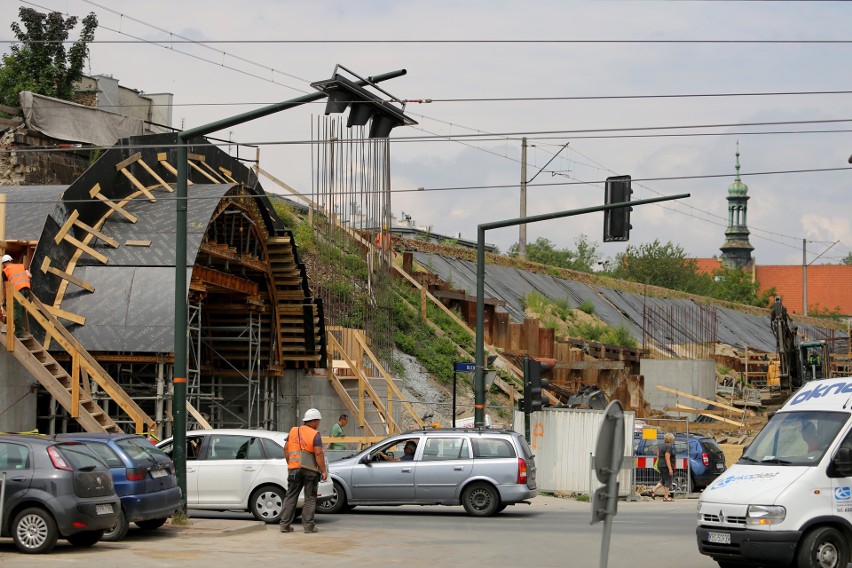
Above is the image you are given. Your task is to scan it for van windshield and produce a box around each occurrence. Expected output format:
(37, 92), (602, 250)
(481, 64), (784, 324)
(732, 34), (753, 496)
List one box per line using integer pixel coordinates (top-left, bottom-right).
(741, 411), (847, 466)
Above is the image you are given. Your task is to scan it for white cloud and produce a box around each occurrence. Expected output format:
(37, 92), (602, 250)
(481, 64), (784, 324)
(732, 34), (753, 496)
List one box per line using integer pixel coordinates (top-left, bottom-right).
(1, 0), (850, 264)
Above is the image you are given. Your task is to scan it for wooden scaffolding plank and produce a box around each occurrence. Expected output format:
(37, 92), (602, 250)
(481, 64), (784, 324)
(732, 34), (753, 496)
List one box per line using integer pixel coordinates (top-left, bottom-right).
(188, 159), (221, 183)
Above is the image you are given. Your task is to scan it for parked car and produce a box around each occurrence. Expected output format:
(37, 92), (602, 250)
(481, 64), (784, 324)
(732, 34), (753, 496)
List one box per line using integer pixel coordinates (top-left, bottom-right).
(0, 434), (120, 554)
(318, 428), (537, 517)
(633, 431), (726, 491)
(55, 433), (181, 541)
(156, 429), (333, 522)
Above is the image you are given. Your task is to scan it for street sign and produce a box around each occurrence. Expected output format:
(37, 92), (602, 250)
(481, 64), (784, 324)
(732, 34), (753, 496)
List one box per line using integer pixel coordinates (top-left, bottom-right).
(594, 400), (625, 484)
(454, 362), (476, 373)
(593, 400), (625, 568)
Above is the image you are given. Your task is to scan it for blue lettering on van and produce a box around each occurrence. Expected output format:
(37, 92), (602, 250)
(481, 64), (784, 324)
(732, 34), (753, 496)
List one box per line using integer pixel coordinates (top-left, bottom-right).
(790, 382), (852, 406)
(710, 472), (780, 490)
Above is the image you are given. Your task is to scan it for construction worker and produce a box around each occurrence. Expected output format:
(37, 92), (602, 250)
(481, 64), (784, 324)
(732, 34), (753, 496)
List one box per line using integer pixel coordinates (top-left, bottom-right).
(1, 254), (32, 339)
(280, 408), (328, 534)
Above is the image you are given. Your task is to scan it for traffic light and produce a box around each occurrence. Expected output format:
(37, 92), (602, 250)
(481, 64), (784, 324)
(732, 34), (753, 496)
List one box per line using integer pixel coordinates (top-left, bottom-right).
(311, 66), (418, 138)
(603, 175), (632, 242)
(523, 355), (550, 413)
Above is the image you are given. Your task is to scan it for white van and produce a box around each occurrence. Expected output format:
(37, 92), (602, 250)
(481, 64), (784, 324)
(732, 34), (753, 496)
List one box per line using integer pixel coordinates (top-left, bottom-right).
(696, 377), (852, 568)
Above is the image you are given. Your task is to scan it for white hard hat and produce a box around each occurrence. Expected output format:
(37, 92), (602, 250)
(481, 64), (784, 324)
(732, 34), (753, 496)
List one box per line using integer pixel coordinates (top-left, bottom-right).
(303, 408), (322, 422)
(1, 255), (12, 263)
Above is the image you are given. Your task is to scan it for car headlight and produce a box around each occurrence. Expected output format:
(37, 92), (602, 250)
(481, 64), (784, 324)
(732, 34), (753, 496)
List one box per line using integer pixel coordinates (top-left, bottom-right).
(746, 505), (786, 526)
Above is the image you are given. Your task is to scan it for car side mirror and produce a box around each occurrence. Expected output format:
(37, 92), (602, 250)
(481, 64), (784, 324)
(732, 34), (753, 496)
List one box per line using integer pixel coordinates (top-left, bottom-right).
(828, 447), (852, 478)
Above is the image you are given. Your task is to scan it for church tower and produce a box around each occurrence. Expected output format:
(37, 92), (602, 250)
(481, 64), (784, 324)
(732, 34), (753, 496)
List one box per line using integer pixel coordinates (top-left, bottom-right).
(719, 145), (754, 269)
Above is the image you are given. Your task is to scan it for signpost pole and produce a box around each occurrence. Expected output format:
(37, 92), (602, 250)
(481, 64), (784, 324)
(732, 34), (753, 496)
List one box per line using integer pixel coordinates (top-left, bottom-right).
(452, 370), (457, 428)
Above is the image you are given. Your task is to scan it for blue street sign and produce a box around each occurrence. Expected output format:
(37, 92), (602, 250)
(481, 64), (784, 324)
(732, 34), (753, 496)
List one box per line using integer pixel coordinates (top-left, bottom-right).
(454, 362), (476, 373)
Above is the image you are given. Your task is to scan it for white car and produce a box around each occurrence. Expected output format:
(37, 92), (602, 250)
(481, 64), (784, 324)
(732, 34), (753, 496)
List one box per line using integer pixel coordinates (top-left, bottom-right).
(157, 429), (333, 522)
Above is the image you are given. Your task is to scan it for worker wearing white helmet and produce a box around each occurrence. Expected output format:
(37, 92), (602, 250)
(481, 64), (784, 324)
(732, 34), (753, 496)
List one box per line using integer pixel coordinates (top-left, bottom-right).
(1, 253), (32, 339)
(280, 408), (327, 534)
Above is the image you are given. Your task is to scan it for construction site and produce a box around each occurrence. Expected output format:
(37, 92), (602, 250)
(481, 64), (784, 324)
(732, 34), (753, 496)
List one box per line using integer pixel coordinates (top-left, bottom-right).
(0, 97), (850, 452)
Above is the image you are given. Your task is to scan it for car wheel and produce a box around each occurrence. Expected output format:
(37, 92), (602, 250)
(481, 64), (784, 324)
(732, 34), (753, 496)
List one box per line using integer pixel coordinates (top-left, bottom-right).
(66, 530), (104, 547)
(250, 484), (286, 523)
(12, 507), (58, 554)
(462, 482), (500, 517)
(495, 503), (508, 513)
(796, 526), (848, 568)
(101, 508), (128, 541)
(135, 518), (168, 530)
(317, 481), (349, 514)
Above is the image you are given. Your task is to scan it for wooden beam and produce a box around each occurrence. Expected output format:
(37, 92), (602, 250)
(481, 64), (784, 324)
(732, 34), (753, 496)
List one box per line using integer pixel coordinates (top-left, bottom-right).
(125, 240), (151, 247)
(114, 152), (142, 171)
(672, 403), (744, 427)
(120, 168), (157, 202)
(73, 217), (119, 248)
(656, 384), (754, 416)
(45, 305), (86, 326)
(61, 234), (109, 264)
(186, 401), (212, 430)
(553, 361), (626, 370)
(90, 184), (138, 223)
(188, 159), (221, 183)
(40, 257), (95, 292)
(137, 158), (174, 193)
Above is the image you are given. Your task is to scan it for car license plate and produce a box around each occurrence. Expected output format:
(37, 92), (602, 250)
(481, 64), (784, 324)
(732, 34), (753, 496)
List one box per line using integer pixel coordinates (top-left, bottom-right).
(708, 531), (731, 545)
(96, 504), (114, 516)
(716, 463), (725, 470)
(151, 468), (168, 478)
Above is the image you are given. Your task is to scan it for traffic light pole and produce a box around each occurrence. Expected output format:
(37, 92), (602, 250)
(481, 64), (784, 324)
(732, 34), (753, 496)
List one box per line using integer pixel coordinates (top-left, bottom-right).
(172, 68), (408, 515)
(473, 193), (690, 428)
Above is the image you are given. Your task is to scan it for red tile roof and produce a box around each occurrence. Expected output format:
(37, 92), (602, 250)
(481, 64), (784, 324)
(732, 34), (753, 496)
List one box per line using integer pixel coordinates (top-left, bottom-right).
(756, 265), (852, 316)
(694, 258), (723, 275)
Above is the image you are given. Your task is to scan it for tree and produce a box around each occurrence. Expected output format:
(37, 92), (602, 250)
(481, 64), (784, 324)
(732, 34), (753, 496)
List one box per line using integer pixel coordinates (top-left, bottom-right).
(708, 267), (775, 307)
(842, 252), (852, 265)
(508, 234), (601, 273)
(611, 240), (712, 294)
(0, 8), (97, 107)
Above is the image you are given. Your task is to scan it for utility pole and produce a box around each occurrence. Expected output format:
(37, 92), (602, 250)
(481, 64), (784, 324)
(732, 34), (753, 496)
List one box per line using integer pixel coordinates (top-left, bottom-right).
(518, 137), (527, 259)
(803, 239), (807, 316)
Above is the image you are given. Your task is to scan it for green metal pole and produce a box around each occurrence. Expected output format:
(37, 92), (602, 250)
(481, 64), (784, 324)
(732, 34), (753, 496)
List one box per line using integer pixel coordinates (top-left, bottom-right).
(172, 68), (408, 515)
(472, 193), (690, 428)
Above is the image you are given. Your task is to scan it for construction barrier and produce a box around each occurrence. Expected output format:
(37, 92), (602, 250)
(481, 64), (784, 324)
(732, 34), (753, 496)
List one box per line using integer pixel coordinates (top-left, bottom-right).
(633, 456), (691, 496)
(633, 417), (693, 496)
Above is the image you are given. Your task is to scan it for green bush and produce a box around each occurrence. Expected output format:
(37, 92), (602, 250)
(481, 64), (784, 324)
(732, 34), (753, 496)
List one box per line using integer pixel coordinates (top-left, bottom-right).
(578, 299), (596, 315)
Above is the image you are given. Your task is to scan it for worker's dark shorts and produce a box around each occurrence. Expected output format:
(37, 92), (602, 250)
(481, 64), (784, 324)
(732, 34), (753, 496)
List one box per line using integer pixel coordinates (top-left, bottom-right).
(659, 468), (672, 488)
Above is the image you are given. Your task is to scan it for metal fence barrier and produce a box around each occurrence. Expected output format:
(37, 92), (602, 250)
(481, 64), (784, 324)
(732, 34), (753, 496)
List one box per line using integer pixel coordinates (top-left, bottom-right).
(632, 417), (693, 497)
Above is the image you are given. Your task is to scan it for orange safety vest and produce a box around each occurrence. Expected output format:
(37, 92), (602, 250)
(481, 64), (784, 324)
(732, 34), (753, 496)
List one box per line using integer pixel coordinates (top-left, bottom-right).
(2, 264), (31, 291)
(286, 425), (319, 470)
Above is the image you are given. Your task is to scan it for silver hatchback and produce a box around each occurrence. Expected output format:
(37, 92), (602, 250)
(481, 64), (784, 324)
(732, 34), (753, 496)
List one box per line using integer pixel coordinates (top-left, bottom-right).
(318, 428), (537, 517)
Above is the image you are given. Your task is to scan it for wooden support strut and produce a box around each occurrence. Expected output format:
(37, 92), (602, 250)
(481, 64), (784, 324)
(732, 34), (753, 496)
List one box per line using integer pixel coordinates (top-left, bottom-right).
(40, 257), (95, 292)
(89, 183), (138, 223)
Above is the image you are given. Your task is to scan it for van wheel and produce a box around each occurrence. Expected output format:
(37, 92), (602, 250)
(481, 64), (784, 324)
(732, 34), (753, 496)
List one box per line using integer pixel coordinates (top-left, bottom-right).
(102, 508), (128, 541)
(797, 526), (848, 568)
(250, 484), (285, 523)
(12, 507), (58, 554)
(317, 481), (349, 514)
(66, 530), (104, 547)
(462, 482), (500, 517)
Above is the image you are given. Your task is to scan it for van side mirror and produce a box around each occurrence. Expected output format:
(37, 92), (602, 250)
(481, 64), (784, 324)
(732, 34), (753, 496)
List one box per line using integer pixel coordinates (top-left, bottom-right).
(828, 447), (852, 478)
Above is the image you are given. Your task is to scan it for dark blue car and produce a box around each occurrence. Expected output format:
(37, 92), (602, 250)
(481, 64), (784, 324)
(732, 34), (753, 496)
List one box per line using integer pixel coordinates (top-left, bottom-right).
(633, 432), (726, 491)
(56, 433), (181, 541)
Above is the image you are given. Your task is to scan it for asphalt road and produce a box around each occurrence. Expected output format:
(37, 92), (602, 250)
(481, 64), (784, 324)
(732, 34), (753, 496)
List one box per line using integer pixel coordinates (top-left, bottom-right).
(0, 496), (718, 568)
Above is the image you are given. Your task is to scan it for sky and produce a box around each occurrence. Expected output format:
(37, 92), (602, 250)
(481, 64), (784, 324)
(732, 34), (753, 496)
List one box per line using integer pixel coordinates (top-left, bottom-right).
(2, 0), (851, 267)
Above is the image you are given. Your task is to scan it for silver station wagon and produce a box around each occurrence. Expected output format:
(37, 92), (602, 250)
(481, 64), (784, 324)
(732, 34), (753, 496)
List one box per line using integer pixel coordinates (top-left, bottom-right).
(318, 428), (537, 517)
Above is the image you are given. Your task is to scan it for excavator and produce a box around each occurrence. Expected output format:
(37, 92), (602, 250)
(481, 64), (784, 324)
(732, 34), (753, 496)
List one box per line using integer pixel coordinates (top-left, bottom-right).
(769, 297), (830, 391)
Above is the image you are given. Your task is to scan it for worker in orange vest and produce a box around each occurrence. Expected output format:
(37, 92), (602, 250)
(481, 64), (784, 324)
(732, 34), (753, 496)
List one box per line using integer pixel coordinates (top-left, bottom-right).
(1, 254), (32, 339)
(280, 408), (328, 534)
